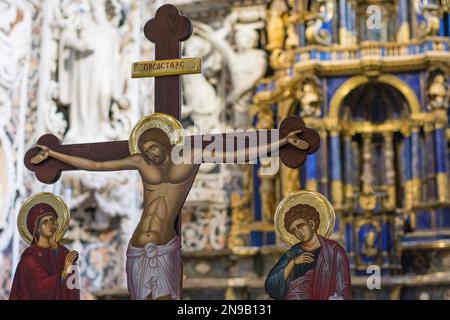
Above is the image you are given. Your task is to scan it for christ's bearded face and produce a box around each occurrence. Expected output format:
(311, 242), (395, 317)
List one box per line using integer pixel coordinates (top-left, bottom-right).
(38, 214), (58, 240)
(141, 140), (167, 165)
(288, 218), (316, 243)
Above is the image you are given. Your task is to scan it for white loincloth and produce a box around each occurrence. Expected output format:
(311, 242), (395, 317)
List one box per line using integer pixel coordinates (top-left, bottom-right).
(126, 236), (181, 300)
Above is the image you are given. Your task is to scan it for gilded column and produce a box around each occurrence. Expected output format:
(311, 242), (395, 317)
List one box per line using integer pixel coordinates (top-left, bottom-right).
(346, 0), (356, 45)
(434, 121), (449, 202)
(402, 129), (413, 210)
(321, 1), (334, 43)
(424, 123), (437, 201)
(383, 132), (396, 210)
(429, 75), (450, 216)
(343, 134), (354, 204)
(339, 0), (348, 45)
(397, 0), (410, 41)
(361, 133), (374, 195)
(345, 216), (355, 267)
(360, 133), (377, 212)
(381, 214), (390, 267)
(411, 126), (422, 205)
(351, 138), (360, 194)
(318, 128), (329, 199)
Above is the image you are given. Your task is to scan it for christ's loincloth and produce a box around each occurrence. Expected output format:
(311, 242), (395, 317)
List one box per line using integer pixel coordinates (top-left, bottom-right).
(126, 236), (181, 300)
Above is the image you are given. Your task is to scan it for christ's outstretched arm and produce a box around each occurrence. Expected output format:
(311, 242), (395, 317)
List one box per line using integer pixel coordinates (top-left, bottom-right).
(31, 145), (140, 171)
(189, 129), (308, 164)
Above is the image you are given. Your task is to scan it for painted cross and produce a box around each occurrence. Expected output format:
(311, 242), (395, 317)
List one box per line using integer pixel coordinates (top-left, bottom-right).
(24, 4), (320, 300)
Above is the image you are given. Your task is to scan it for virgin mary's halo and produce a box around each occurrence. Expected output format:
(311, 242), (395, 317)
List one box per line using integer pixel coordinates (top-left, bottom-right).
(18, 192), (70, 244)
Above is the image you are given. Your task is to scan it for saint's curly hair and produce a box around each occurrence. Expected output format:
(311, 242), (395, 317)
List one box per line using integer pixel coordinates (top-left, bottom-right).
(284, 203), (320, 233)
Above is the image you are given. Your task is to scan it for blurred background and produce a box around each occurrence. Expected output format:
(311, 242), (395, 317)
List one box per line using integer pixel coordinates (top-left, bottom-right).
(0, 0), (449, 299)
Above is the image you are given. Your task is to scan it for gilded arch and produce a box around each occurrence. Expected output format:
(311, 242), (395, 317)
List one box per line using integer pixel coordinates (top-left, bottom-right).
(328, 75), (421, 120)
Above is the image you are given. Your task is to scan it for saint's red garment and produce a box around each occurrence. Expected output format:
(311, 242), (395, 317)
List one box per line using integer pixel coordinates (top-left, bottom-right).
(9, 243), (80, 300)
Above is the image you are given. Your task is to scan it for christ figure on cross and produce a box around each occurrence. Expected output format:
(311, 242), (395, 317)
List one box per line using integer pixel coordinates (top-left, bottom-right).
(30, 113), (313, 300)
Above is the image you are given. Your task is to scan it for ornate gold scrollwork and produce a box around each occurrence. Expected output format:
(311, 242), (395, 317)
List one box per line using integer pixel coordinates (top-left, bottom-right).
(228, 166), (253, 248)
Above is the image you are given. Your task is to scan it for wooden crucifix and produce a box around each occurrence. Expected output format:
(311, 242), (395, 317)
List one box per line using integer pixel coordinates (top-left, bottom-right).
(24, 4), (320, 300)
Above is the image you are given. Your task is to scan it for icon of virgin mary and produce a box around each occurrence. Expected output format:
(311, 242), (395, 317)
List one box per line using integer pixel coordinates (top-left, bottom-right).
(9, 193), (80, 300)
(265, 190), (351, 300)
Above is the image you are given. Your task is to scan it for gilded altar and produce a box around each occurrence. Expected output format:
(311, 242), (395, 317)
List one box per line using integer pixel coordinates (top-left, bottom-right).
(222, 0), (450, 300)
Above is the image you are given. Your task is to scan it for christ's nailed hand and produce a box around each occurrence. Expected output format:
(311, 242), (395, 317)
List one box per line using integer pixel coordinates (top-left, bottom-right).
(286, 129), (309, 150)
(31, 145), (50, 164)
(293, 253), (315, 265)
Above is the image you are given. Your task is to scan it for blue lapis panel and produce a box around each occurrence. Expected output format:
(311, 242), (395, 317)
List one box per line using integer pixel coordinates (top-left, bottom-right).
(326, 77), (348, 114)
(419, 42), (425, 54)
(300, 166), (307, 190)
(435, 207), (450, 228)
(256, 83), (266, 93)
(435, 208), (443, 228)
(334, 215), (340, 233)
(330, 135), (342, 181)
(443, 207), (450, 228)
(411, 131), (421, 179)
(320, 51), (326, 61)
(416, 210), (432, 230)
(402, 135), (412, 181)
(390, 218), (396, 256)
(251, 231), (263, 247)
(396, 73), (422, 109)
(416, 10), (426, 24)
(435, 128), (448, 173)
(266, 231), (276, 245)
(251, 113), (262, 222)
(447, 13), (450, 37)
(272, 104), (278, 127)
(440, 18), (446, 36)
(344, 138), (352, 185)
(306, 153), (318, 180)
(322, 19), (333, 44)
(417, 135), (426, 181)
(345, 223), (353, 253)
(381, 221), (389, 252)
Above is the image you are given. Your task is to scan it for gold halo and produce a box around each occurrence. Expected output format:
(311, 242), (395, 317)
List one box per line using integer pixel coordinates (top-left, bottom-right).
(129, 113), (185, 154)
(17, 192), (70, 244)
(274, 190), (335, 246)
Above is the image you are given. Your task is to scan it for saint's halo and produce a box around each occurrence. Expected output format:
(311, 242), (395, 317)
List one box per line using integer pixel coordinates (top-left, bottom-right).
(274, 190), (336, 246)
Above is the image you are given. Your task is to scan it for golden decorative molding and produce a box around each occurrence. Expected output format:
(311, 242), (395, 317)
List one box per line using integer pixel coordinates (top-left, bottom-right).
(331, 180), (344, 209)
(437, 172), (449, 202)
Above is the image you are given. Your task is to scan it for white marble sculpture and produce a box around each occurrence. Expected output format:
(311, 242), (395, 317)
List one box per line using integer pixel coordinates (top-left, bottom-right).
(52, 0), (130, 143)
(195, 16), (267, 106)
